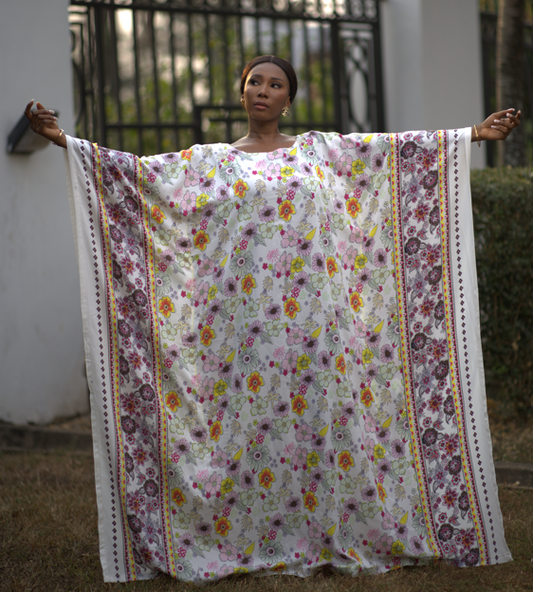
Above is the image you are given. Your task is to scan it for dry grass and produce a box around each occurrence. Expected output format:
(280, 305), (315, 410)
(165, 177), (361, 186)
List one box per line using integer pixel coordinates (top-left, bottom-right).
(1, 451), (532, 592)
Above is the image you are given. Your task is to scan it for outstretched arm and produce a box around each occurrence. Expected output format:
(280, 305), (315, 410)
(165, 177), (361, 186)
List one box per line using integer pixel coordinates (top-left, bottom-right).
(24, 100), (67, 149)
(472, 108), (521, 143)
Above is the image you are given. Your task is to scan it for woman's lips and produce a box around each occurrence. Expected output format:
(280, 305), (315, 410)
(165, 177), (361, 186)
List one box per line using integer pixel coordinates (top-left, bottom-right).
(254, 102), (268, 110)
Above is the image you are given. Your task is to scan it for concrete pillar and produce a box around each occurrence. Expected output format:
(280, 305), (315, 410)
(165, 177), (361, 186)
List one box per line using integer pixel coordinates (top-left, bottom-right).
(381, 0), (486, 168)
(0, 0), (88, 424)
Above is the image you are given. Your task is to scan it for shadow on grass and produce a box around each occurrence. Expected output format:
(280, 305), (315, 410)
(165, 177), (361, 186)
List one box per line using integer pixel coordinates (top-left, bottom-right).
(1, 451), (531, 592)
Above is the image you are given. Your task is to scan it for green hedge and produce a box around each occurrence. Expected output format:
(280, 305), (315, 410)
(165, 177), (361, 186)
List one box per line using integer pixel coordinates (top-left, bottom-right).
(471, 167), (533, 420)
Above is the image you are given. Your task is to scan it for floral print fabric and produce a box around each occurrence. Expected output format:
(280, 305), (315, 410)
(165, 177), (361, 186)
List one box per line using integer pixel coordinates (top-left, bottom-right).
(65, 129), (510, 583)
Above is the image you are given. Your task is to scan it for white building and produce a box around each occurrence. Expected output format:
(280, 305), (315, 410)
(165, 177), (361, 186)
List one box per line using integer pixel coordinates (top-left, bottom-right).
(0, 0), (485, 425)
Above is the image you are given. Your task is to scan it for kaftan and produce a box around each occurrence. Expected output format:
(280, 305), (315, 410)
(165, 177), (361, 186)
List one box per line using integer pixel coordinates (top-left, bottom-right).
(64, 129), (511, 583)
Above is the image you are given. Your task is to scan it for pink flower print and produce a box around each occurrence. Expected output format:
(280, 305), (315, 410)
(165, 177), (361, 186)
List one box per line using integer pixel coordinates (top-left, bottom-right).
(192, 280), (209, 302)
(265, 162), (281, 179)
(349, 226), (365, 244)
(180, 190), (196, 211)
(266, 248), (280, 263)
(281, 349), (298, 373)
(373, 249), (387, 268)
(281, 228), (299, 248)
(374, 534), (393, 554)
(343, 246), (358, 267)
(184, 169), (200, 187)
(340, 137), (357, 150)
(286, 327), (304, 345)
(291, 446), (307, 466)
(364, 415), (377, 434)
(354, 320), (367, 338)
(203, 355), (220, 373)
(295, 421), (313, 442)
(199, 376), (215, 399)
(382, 512), (396, 530)
(335, 153), (354, 176)
(275, 251), (292, 274)
(198, 257), (216, 277)
(219, 543), (239, 562)
(273, 346), (286, 360)
(307, 520), (323, 539)
(306, 542), (321, 561)
(328, 148), (339, 161)
(205, 473), (222, 495)
(211, 450), (228, 469)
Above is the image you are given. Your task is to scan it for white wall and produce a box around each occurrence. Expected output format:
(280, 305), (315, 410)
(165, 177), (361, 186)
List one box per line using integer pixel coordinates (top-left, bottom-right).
(381, 0), (486, 168)
(0, 0), (88, 424)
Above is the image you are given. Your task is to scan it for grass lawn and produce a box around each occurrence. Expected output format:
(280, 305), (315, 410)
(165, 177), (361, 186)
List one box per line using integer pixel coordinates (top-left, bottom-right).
(1, 449), (532, 592)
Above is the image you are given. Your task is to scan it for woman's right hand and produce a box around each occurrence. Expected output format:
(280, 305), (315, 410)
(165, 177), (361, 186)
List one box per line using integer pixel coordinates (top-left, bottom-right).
(24, 100), (67, 148)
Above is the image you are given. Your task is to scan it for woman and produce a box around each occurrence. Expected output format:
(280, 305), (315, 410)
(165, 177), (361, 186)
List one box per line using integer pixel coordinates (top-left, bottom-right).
(26, 56), (520, 584)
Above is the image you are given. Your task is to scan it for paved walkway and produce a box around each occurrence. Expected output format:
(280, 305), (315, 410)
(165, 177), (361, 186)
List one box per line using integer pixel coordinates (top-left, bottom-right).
(1, 416), (532, 487)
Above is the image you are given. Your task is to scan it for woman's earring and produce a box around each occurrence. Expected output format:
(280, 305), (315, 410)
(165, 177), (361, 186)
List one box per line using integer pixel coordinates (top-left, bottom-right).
(240, 97), (245, 109)
(282, 106), (289, 117)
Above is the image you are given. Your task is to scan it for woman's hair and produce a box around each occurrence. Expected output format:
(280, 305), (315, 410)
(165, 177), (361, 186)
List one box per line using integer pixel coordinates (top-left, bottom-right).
(240, 56), (298, 104)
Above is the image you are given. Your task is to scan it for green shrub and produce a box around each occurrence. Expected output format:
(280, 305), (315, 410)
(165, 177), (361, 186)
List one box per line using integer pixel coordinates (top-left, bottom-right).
(471, 167), (533, 420)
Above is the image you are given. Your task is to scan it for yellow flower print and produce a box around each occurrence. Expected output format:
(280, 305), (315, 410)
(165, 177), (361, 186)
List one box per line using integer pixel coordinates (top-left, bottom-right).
(336, 354), (346, 375)
(377, 482), (387, 502)
(172, 487), (186, 507)
(215, 517), (232, 537)
(214, 380), (227, 398)
(180, 149), (192, 161)
(315, 165), (324, 181)
(326, 256), (338, 277)
(241, 273), (256, 295)
(220, 477), (234, 494)
(272, 562), (287, 572)
(200, 325), (215, 346)
(291, 394), (308, 416)
(303, 491), (318, 512)
(165, 391), (182, 412)
(193, 230), (210, 251)
(284, 298), (300, 319)
(320, 549), (333, 561)
(391, 541), (405, 555)
(350, 292), (363, 313)
(290, 257), (305, 275)
(158, 296), (175, 318)
(346, 197), (362, 219)
(151, 204), (166, 224)
(374, 443), (386, 459)
(351, 159), (366, 175)
(361, 387), (374, 407)
(281, 166), (295, 177)
(196, 193), (209, 209)
(210, 420), (223, 442)
(233, 179), (249, 198)
(208, 285), (218, 301)
(362, 348), (374, 364)
(307, 451), (320, 467)
(297, 354), (311, 371)
(279, 200), (295, 221)
(247, 371), (264, 393)
(258, 467), (276, 489)
(338, 450), (355, 471)
(354, 254), (368, 269)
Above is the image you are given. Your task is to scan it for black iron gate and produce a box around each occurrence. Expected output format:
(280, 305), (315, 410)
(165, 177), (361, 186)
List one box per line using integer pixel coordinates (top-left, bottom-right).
(69, 0), (384, 155)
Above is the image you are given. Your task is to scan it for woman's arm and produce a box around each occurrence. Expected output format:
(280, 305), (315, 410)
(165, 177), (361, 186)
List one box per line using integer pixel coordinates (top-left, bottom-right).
(24, 100), (67, 149)
(472, 108), (521, 144)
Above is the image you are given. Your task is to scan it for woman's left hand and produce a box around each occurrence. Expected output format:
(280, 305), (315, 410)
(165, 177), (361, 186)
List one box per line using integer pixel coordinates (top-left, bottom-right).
(475, 109), (521, 142)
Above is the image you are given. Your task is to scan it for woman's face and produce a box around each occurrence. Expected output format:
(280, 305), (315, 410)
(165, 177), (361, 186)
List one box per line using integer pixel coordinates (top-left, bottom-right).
(242, 62), (291, 120)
